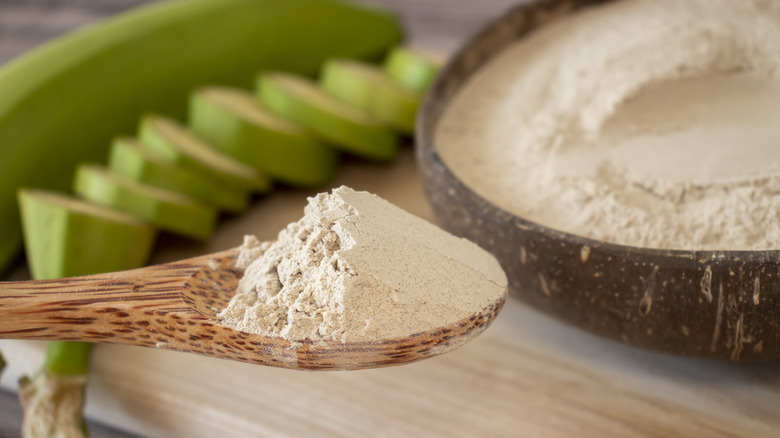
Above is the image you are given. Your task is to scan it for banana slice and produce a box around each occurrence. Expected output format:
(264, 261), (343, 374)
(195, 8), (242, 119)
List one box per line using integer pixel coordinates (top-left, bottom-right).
(321, 59), (420, 134)
(138, 115), (271, 193)
(189, 87), (338, 187)
(383, 47), (443, 94)
(18, 189), (156, 279)
(109, 137), (249, 213)
(257, 73), (398, 161)
(73, 164), (217, 241)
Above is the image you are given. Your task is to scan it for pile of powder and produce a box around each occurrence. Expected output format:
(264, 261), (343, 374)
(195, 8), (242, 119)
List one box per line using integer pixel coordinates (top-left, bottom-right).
(217, 186), (507, 343)
(436, 0), (780, 251)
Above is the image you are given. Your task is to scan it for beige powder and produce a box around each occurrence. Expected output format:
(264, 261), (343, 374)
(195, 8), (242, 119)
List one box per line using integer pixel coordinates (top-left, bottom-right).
(436, 0), (780, 251)
(218, 186), (507, 343)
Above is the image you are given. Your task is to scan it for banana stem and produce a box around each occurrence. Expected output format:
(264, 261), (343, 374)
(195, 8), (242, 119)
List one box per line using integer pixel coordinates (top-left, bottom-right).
(44, 342), (93, 376)
(18, 342), (94, 438)
(17, 189), (159, 436)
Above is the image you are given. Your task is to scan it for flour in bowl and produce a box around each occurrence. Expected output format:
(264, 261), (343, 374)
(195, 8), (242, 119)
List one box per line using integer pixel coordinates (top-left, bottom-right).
(436, 0), (780, 250)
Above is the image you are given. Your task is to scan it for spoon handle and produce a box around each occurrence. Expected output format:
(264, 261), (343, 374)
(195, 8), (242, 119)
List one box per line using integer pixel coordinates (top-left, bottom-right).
(0, 254), (213, 341)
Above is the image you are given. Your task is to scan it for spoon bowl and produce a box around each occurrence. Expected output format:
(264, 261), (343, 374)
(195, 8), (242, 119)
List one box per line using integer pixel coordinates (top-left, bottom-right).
(0, 249), (505, 370)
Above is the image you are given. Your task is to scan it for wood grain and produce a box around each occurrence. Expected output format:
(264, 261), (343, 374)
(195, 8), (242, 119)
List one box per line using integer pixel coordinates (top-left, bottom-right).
(1, 1), (779, 438)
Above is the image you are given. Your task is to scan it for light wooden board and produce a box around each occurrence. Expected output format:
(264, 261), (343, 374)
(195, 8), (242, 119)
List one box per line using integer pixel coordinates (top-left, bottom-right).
(2, 1), (780, 437)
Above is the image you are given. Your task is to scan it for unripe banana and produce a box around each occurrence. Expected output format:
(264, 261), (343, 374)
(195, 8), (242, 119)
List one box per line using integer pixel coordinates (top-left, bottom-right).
(138, 115), (270, 193)
(384, 47), (443, 94)
(189, 87), (338, 187)
(0, 0), (402, 274)
(320, 58), (421, 133)
(257, 72), (398, 161)
(108, 137), (250, 213)
(73, 164), (217, 241)
(18, 190), (156, 280)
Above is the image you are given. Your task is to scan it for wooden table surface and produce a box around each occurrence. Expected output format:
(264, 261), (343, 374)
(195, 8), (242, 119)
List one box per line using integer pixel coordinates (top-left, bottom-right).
(1, 1), (779, 437)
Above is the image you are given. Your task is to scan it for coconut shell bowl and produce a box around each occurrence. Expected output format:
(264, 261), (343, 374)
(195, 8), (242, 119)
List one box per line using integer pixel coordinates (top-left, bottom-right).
(416, 0), (780, 361)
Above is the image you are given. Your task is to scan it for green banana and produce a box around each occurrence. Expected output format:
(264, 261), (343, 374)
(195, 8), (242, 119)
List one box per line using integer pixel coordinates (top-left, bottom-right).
(257, 72), (398, 161)
(73, 164), (217, 241)
(384, 47), (442, 94)
(18, 189), (156, 280)
(108, 137), (250, 213)
(18, 189), (157, 438)
(189, 87), (339, 187)
(138, 115), (271, 193)
(0, 0), (402, 275)
(320, 58), (421, 133)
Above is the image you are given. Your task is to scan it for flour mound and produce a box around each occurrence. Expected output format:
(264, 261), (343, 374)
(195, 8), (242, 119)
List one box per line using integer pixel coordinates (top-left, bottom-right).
(218, 186), (506, 343)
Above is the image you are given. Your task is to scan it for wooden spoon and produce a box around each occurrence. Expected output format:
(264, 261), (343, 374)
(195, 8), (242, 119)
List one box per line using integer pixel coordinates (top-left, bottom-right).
(0, 249), (505, 370)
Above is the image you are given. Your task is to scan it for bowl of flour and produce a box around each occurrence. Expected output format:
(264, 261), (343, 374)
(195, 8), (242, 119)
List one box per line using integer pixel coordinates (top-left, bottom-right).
(418, 0), (780, 360)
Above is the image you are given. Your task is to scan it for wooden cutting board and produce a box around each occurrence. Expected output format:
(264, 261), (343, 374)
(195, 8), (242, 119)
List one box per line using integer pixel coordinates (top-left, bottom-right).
(2, 148), (779, 437)
(1, 1), (779, 437)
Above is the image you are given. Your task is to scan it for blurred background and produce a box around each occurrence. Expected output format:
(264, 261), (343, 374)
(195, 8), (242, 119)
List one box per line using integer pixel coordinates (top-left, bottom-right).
(0, 0), (520, 64)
